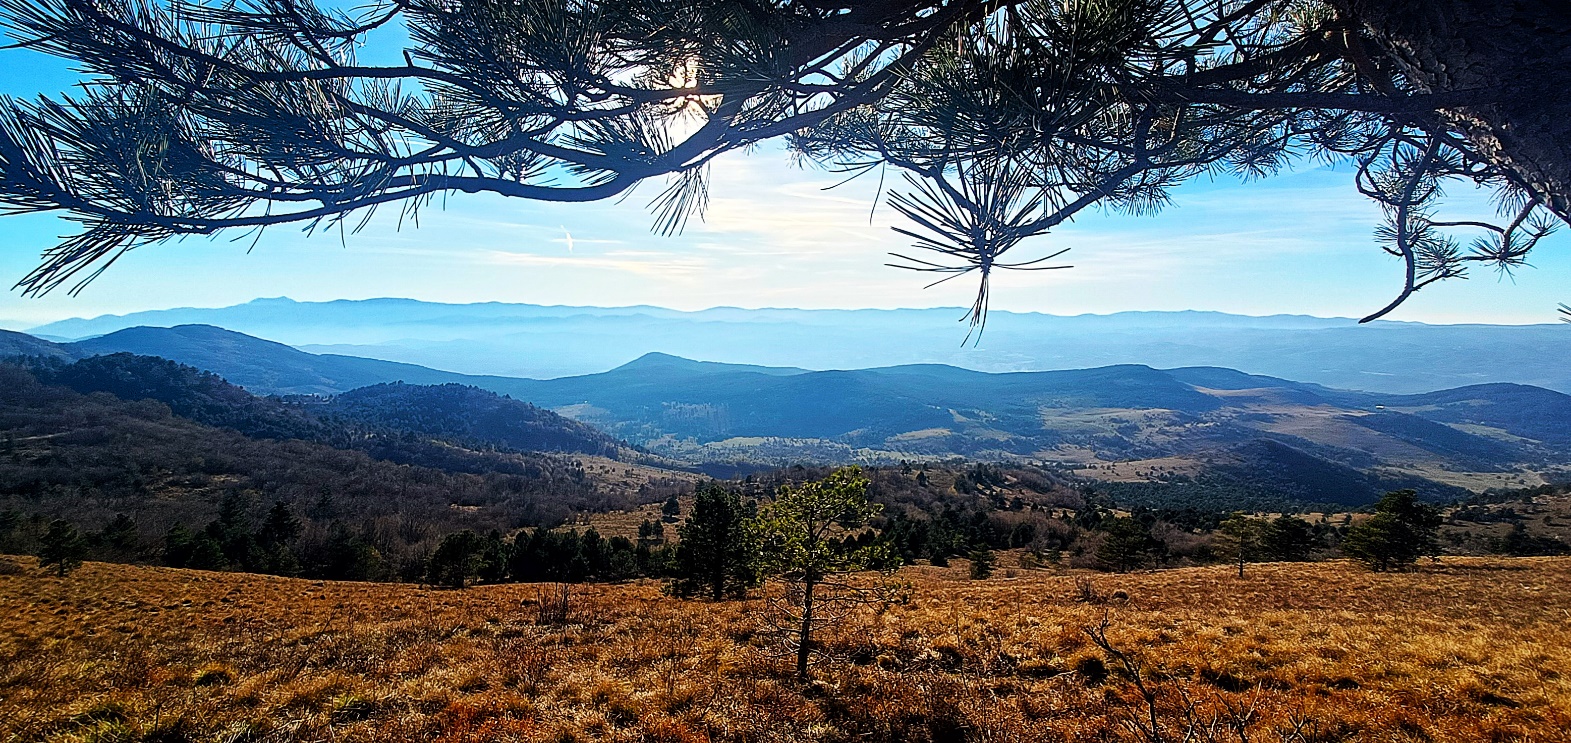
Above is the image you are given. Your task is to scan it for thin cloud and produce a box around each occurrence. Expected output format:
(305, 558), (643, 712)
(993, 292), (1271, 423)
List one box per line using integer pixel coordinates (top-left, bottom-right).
(480, 249), (709, 278)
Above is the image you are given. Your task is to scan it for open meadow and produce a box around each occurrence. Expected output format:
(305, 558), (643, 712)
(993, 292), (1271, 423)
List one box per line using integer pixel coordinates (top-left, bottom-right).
(4, 555), (1570, 743)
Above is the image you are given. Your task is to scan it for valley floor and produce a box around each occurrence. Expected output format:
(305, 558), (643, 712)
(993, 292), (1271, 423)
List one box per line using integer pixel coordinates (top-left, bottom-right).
(4, 556), (1570, 743)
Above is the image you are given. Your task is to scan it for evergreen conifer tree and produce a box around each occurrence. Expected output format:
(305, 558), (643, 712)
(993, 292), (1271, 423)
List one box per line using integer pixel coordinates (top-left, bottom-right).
(5, 1), (1566, 323)
(967, 548), (995, 580)
(98, 513), (139, 554)
(751, 467), (895, 679)
(670, 483), (755, 600)
(1263, 515), (1319, 562)
(1342, 490), (1443, 571)
(39, 519), (86, 576)
(427, 530), (483, 588)
(1096, 517), (1161, 573)
(476, 530), (511, 584)
(1217, 512), (1267, 578)
(164, 524), (227, 571)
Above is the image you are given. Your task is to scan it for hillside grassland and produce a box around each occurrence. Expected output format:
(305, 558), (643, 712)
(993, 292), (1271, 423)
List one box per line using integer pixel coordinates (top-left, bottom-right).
(4, 556), (1570, 743)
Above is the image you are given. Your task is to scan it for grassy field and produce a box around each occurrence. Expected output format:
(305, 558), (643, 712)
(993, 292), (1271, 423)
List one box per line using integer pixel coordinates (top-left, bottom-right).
(4, 556), (1570, 743)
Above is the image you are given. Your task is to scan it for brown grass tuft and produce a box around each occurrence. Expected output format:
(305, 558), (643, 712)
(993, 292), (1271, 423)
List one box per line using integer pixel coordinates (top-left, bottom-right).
(3, 556), (1570, 742)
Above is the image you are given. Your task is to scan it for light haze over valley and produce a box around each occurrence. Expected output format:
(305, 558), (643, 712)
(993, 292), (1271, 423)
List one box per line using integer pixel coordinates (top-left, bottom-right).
(19, 297), (1571, 393)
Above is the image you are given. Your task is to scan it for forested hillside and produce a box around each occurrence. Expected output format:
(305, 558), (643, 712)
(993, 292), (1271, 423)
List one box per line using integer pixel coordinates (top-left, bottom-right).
(35, 353), (327, 441)
(15, 325), (1568, 488)
(65, 324), (485, 395)
(321, 382), (620, 458)
(0, 358), (695, 580)
(5, 355), (1565, 592)
(0, 365), (623, 579)
(28, 298), (1571, 393)
(25, 353), (627, 461)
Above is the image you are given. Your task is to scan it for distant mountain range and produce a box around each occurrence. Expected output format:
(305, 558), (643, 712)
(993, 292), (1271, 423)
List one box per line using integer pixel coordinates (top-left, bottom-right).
(22, 297), (1571, 393)
(27, 351), (627, 462)
(60, 324), (502, 395)
(5, 323), (1565, 506)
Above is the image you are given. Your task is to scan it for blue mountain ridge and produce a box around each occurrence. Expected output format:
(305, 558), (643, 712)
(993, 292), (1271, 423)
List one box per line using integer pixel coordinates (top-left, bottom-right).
(5, 324), (1564, 476)
(20, 297), (1567, 393)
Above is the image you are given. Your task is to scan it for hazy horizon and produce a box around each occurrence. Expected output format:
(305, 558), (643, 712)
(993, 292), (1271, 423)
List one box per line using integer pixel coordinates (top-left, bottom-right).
(11, 294), (1571, 335)
(13, 297), (1571, 394)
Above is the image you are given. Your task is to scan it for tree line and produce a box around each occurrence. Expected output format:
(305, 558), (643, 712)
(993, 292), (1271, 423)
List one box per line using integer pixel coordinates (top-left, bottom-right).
(15, 467), (1552, 589)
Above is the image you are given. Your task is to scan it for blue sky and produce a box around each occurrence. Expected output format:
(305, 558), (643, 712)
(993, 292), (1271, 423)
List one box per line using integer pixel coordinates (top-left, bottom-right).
(0, 44), (1566, 329)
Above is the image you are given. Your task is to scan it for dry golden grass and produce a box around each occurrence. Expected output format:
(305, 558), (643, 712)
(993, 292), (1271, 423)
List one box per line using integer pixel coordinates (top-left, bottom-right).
(3, 555), (1570, 743)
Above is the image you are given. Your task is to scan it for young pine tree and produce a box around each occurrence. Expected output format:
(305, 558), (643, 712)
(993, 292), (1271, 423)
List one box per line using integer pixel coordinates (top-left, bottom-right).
(476, 530), (511, 584)
(319, 523), (385, 581)
(209, 492), (262, 571)
(98, 513), (139, 555)
(1263, 515), (1319, 562)
(258, 501), (301, 547)
(967, 548), (995, 580)
(1216, 512), (1267, 578)
(164, 524), (227, 571)
(256, 501), (303, 575)
(637, 519), (666, 547)
(511, 528), (590, 582)
(1095, 517), (1161, 573)
(39, 519), (86, 576)
(509, 528), (546, 582)
(751, 467), (896, 679)
(670, 483), (755, 600)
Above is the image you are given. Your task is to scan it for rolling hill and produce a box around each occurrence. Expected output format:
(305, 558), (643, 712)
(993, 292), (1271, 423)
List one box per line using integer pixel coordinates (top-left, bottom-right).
(0, 361), (690, 582)
(320, 382), (621, 458)
(24, 297), (1571, 393)
(24, 352), (629, 462)
(65, 324), (488, 395)
(0, 329), (73, 361)
(480, 354), (1566, 495)
(7, 325), (1564, 503)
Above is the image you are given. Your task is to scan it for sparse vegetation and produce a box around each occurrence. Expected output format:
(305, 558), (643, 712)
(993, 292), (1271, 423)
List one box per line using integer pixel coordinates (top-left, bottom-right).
(3, 555), (1568, 742)
(752, 467), (893, 679)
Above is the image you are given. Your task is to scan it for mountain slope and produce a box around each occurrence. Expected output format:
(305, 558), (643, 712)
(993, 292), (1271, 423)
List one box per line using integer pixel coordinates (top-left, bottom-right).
(0, 363), (649, 580)
(67, 324), (491, 395)
(38, 353), (326, 441)
(1360, 384), (1571, 449)
(13, 325), (1563, 502)
(0, 329), (73, 361)
(478, 358), (1224, 448)
(476, 353), (1566, 497)
(1094, 438), (1469, 510)
(27, 297), (1571, 393)
(27, 353), (627, 463)
(322, 382), (621, 457)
